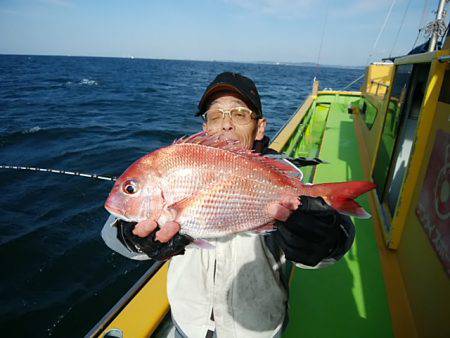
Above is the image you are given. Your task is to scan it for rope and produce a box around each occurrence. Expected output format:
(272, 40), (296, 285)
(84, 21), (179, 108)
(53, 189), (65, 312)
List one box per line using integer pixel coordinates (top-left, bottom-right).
(412, 28), (423, 50)
(315, 0), (329, 77)
(389, 0), (412, 57)
(0, 165), (117, 182)
(367, 0), (396, 64)
(425, 17), (448, 38)
(342, 73), (366, 90)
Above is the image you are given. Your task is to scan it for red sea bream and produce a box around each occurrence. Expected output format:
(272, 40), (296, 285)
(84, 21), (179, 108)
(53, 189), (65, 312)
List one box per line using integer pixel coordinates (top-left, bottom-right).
(105, 133), (376, 239)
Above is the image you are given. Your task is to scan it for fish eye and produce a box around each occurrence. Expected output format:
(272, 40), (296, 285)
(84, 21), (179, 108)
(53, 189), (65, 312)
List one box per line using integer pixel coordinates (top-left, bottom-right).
(123, 179), (139, 194)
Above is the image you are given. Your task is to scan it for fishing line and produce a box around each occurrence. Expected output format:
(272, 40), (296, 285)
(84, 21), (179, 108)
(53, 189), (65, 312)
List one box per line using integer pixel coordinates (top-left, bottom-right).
(0, 165), (117, 182)
(389, 0), (412, 57)
(366, 0), (396, 64)
(314, 0), (329, 79)
(342, 73), (365, 91)
(412, 0), (431, 50)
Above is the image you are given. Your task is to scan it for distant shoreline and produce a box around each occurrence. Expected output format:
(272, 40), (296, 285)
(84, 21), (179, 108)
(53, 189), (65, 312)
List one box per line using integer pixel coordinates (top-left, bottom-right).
(0, 53), (365, 70)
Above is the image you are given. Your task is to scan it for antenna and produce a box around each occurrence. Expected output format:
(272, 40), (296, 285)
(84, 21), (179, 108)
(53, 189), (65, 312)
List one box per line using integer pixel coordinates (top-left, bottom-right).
(427, 0), (448, 51)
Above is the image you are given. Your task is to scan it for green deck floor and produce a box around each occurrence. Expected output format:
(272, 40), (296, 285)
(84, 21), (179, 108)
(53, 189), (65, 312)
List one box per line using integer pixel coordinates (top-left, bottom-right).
(282, 94), (394, 338)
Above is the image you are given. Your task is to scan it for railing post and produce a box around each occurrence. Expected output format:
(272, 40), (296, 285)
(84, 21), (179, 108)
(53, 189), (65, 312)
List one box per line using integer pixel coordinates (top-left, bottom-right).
(312, 78), (319, 96)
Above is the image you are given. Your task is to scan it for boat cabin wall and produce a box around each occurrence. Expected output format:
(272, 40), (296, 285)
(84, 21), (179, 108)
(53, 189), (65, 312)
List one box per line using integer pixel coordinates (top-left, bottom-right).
(362, 63), (394, 97)
(354, 51), (450, 337)
(353, 63), (395, 172)
(392, 55), (450, 338)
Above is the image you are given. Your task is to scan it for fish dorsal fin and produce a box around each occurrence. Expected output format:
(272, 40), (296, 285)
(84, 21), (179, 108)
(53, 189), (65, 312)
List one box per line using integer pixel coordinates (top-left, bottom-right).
(174, 132), (244, 153)
(174, 132), (303, 181)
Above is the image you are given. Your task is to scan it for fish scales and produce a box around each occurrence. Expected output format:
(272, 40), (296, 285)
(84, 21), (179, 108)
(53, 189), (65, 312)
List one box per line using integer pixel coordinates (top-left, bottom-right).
(156, 144), (290, 238)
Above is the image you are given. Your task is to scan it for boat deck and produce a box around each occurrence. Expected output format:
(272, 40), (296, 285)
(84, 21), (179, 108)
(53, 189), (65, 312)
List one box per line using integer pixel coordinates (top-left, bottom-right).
(283, 93), (394, 337)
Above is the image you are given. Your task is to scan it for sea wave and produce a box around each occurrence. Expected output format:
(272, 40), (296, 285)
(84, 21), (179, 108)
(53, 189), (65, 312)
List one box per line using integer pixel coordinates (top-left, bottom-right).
(79, 78), (98, 86)
(22, 126), (41, 134)
(0, 125), (111, 148)
(63, 78), (99, 86)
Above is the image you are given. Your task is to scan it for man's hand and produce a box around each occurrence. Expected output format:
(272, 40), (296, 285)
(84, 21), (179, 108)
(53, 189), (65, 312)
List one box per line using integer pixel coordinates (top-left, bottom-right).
(133, 220), (181, 242)
(272, 196), (355, 266)
(117, 220), (193, 261)
(267, 198), (299, 221)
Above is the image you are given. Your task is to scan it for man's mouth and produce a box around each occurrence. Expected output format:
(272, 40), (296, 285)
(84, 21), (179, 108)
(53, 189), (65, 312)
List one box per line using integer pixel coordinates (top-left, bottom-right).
(216, 133), (240, 143)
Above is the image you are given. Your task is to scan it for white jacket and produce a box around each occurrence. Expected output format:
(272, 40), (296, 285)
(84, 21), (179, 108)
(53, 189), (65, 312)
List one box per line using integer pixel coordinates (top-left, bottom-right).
(102, 215), (340, 338)
(168, 233), (288, 338)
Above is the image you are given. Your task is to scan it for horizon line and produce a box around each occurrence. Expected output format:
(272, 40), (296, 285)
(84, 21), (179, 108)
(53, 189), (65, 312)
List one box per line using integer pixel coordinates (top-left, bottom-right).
(0, 52), (366, 69)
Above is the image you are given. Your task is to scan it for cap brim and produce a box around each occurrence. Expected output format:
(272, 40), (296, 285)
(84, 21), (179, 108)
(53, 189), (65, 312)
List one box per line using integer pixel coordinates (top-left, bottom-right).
(197, 83), (256, 116)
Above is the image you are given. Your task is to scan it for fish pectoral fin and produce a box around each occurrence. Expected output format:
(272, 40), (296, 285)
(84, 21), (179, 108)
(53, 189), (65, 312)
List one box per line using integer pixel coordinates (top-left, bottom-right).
(167, 178), (232, 218)
(166, 192), (202, 219)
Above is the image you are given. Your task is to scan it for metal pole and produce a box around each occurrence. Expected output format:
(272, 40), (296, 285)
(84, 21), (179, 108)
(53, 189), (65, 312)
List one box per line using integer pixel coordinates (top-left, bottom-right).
(428, 0), (448, 51)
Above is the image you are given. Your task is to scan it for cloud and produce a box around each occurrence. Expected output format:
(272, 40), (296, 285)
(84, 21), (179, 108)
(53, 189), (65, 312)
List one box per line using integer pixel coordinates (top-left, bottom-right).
(223, 0), (315, 18)
(0, 9), (20, 15)
(331, 0), (401, 18)
(223, 0), (400, 19)
(39, 0), (73, 7)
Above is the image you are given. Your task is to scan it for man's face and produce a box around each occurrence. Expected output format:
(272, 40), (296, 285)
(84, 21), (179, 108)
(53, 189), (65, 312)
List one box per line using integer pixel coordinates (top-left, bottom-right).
(202, 93), (266, 149)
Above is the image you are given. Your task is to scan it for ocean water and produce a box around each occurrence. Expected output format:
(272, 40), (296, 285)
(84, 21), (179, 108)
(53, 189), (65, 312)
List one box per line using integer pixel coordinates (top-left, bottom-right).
(0, 55), (363, 337)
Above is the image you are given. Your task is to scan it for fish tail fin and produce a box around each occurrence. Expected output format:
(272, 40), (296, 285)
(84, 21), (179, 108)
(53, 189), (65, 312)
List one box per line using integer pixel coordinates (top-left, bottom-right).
(300, 181), (376, 218)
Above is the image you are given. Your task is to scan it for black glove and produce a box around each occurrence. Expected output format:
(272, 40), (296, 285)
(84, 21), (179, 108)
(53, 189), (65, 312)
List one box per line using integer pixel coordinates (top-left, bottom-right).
(274, 196), (355, 266)
(116, 220), (193, 261)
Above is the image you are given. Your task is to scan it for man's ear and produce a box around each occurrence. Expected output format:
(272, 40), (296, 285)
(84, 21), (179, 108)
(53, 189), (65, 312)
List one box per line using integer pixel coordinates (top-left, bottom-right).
(255, 118), (267, 141)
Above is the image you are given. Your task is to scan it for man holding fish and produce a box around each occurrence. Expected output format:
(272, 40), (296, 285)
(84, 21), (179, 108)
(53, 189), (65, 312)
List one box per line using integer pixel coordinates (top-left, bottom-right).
(103, 72), (374, 337)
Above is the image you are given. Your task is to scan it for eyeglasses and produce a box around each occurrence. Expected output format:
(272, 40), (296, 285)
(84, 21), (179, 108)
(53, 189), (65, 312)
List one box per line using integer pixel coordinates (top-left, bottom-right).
(202, 107), (256, 126)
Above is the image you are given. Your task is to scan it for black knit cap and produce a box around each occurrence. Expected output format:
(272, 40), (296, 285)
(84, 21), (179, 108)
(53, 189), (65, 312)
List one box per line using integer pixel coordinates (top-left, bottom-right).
(196, 72), (263, 118)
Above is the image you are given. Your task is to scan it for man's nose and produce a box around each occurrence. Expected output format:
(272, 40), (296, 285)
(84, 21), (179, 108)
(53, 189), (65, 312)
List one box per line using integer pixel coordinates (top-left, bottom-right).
(221, 115), (234, 131)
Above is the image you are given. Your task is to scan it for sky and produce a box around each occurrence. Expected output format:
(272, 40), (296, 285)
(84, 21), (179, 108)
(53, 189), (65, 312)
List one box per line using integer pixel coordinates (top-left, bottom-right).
(0, 0), (443, 66)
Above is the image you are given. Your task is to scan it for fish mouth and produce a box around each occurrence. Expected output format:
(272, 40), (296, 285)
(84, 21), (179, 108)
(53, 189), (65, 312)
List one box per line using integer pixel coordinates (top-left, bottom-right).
(113, 218), (138, 231)
(105, 204), (136, 223)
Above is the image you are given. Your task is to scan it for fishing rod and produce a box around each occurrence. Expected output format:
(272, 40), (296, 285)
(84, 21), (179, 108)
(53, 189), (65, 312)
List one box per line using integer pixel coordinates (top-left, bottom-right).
(1, 155), (323, 183)
(0, 165), (117, 182)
